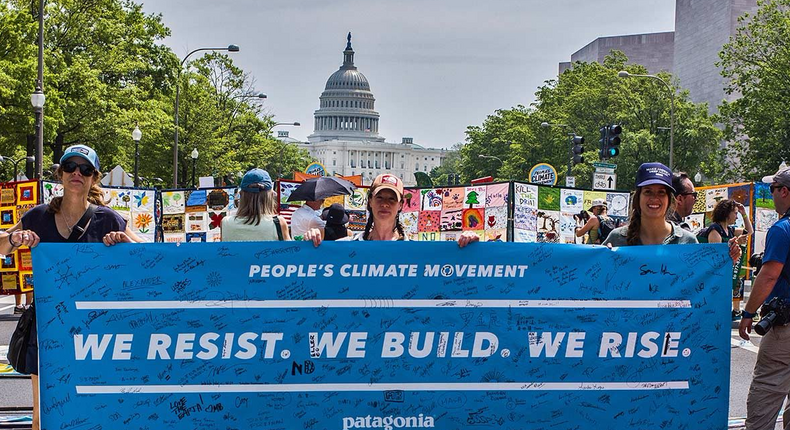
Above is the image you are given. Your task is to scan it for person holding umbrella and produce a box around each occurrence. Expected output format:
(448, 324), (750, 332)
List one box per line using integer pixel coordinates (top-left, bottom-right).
(288, 176), (356, 239)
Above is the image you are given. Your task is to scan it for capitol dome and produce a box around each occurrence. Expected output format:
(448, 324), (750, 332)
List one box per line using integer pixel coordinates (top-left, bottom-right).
(308, 33), (384, 143)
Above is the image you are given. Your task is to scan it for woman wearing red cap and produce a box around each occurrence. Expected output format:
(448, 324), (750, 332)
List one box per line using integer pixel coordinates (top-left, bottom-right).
(0, 144), (140, 430)
(304, 174), (478, 246)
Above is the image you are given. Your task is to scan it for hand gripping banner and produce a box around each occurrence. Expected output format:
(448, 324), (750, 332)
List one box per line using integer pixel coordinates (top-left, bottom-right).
(32, 241), (731, 429)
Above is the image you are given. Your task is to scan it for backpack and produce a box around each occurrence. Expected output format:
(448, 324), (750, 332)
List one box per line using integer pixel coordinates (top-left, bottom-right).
(597, 215), (618, 242)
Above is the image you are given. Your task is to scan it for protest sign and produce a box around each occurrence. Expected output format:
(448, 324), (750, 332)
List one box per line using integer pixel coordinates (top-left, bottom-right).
(33, 241), (730, 429)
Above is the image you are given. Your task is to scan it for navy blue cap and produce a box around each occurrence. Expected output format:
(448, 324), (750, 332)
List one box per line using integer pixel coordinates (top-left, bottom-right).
(635, 162), (675, 193)
(61, 145), (100, 171)
(240, 168), (273, 193)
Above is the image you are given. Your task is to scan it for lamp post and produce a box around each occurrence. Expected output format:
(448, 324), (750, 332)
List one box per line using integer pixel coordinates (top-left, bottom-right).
(30, 0), (45, 179)
(272, 122), (301, 178)
(694, 171), (703, 185)
(191, 148), (199, 188)
(618, 70), (675, 170)
(234, 92), (267, 101)
(132, 124), (142, 187)
(173, 44), (240, 187)
(0, 156), (36, 181)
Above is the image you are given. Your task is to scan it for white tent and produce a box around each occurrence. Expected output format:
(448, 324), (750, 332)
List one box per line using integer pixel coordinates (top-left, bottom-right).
(101, 165), (134, 187)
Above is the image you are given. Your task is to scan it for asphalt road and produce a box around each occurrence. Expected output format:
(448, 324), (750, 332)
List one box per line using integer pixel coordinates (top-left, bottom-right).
(0, 295), (783, 427)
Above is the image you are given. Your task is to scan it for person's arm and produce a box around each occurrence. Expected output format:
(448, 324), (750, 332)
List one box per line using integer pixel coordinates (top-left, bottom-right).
(738, 261), (784, 340)
(737, 204), (754, 236)
(707, 228), (723, 244)
(0, 222), (39, 254)
(575, 217), (599, 237)
(278, 217), (293, 241)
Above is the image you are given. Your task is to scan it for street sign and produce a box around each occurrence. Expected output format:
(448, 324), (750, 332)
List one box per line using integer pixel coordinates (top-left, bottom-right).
(594, 167), (615, 174)
(592, 162), (617, 169)
(593, 172), (617, 190)
(566, 176), (575, 187)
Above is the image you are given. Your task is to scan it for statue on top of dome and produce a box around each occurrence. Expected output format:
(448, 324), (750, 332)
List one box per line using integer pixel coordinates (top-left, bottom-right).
(346, 32), (352, 50)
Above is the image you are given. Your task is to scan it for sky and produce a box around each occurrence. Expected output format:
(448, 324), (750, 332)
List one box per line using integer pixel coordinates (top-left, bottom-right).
(140, 0), (676, 149)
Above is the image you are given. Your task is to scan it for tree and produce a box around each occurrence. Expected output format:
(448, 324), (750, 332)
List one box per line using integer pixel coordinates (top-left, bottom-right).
(459, 51), (724, 189)
(718, 0), (790, 180)
(429, 142), (462, 184)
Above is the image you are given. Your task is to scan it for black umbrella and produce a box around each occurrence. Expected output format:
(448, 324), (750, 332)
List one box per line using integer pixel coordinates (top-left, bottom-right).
(287, 176), (357, 202)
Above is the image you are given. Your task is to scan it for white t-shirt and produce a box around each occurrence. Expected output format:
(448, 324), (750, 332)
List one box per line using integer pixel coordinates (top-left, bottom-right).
(290, 205), (326, 239)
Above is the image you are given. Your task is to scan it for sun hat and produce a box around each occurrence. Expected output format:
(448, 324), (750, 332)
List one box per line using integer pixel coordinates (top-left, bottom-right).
(321, 203), (349, 224)
(588, 198), (607, 211)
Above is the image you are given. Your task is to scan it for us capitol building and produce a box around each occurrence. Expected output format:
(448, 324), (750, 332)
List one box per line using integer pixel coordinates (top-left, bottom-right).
(281, 33), (446, 186)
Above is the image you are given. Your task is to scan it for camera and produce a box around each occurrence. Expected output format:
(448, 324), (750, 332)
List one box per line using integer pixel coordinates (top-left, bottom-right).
(755, 297), (790, 336)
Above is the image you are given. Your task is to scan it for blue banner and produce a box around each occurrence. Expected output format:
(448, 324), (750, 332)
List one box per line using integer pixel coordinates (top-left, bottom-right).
(32, 242), (731, 429)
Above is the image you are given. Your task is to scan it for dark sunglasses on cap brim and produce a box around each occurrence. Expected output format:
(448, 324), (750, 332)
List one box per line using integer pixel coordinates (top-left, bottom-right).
(62, 160), (96, 176)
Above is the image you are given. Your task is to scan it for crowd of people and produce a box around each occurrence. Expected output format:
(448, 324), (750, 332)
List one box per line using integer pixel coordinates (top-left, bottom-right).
(2, 142), (788, 430)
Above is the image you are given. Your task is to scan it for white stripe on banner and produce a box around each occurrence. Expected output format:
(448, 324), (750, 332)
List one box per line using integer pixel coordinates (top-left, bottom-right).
(76, 381), (690, 394)
(74, 299), (692, 310)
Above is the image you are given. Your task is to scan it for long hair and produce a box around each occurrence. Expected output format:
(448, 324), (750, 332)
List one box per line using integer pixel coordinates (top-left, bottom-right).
(236, 188), (278, 225)
(47, 166), (106, 213)
(626, 185), (677, 245)
(712, 199), (737, 224)
(362, 189), (405, 240)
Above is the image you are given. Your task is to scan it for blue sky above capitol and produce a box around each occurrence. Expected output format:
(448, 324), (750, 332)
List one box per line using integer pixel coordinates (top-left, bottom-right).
(141, 0), (675, 149)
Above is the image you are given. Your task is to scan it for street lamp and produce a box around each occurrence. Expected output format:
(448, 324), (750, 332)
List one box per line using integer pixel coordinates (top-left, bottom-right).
(272, 122), (301, 178)
(618, 70), (676, 170)
(132, 124), (142, 187)
(0, 156), (36, 181)
(30, 0), (45, 179)
(235, 92), (267, 101)
(275, 122), (300, 127)
(694, 171), (703, 184)
(173, 44), (240, 187)
(191, 148), (199, 188)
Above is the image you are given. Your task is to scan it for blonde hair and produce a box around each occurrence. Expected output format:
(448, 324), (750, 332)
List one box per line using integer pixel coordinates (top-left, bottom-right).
(235, 188), (278, 225)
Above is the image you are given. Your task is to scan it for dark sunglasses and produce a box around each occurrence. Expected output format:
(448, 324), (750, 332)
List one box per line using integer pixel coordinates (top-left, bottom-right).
(62, 160), (96, 176)
(679, 191), (698, 199)
(770, 184), (787, 193)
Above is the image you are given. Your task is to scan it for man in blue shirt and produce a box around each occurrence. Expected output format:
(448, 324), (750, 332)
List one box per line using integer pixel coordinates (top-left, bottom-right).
(739, 166), (790, 430)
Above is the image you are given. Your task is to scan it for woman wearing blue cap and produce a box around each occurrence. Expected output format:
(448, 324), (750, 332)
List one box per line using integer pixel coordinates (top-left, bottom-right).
(603, 163), (741, 262)
(0, 144), (140, 430)
(221, 168), (291, 241)
(603, 162), (697, 246)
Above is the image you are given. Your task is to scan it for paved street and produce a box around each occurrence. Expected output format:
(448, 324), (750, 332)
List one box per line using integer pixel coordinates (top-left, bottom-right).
(0, 295), (785, 428)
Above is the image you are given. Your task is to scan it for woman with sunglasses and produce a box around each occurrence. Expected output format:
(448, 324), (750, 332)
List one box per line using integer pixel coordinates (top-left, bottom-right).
(0, 144), (140, 430)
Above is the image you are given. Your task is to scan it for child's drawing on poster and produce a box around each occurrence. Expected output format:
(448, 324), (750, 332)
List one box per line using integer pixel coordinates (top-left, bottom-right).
(345, 189), (368, 211)
(607, 193), (630, 217)
(442, 188), (465, 211)
(536, 210), (560, 243)
(485, 206), (507, 230)
(162, 191), (185, 214)
(705, 188), (727, 211)
(462, 208), (485, 231)
(402, 189), (420, 212)
(560, 189), (584, 213)
(513, 183), (538, 208)
(399, 211), (419, 234)
(464, 186), (486, 209)
(417, 211), (440, 232)
(514, 205), (537, 231)
(513, 228), (537, 243)
(440, 208), (462, 231)
(538, 187), (560, 211)
(485, 183), (508, 207)
(421, 189), (443, 211)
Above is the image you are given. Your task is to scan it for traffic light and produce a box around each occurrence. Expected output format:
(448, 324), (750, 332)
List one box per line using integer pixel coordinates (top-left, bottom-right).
(606, 124), (622, 158)
(572, 135), (584, 165)
(599, 127), (608, 160)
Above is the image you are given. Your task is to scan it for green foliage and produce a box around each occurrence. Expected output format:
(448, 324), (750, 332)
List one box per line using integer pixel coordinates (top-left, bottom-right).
(429, 142), (462, 185)
(459, 51), (724, 189)
(0, 0), (307, 185)
(718, 0), (790, 179)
